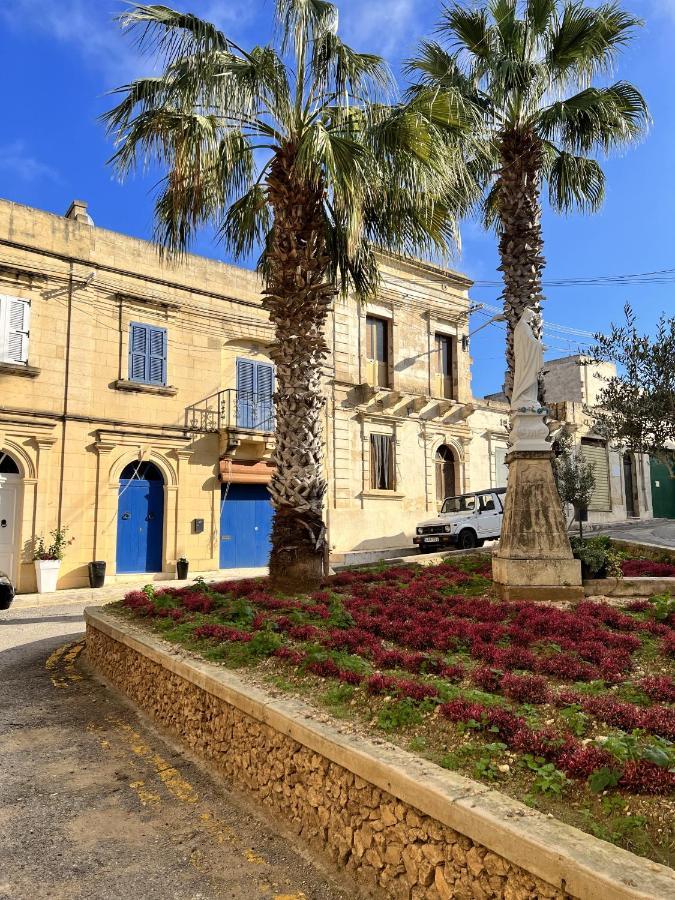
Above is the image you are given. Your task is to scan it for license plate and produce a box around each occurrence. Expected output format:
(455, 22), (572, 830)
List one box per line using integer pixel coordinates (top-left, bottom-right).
(424, 536), (440, 543)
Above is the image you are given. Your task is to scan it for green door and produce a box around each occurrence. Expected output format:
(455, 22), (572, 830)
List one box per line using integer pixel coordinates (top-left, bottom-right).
(650, 454), (675, 519)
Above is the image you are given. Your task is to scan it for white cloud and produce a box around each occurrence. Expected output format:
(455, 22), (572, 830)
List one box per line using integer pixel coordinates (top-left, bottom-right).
(0, 141), (60, 182)
(340, 0), (417, 57)
(0, 0), (151, 85)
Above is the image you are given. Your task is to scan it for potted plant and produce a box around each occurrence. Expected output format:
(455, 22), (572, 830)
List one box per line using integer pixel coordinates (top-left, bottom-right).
(33, 527), (73, 593)
(176, 557), (189, 580)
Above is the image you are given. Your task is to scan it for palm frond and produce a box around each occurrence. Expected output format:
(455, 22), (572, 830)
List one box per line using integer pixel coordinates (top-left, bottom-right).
(547, 1), (643, 83)
(275, 0), (338, 53)
(544, 145), (605, 212)
(120, 4), (230, 63)
(219, 184), (272, 258)
(311, 31), (391, 99)
(440, 4), (493, 62)
(538, 81), (649, 153)
(526, 0), (556, 37)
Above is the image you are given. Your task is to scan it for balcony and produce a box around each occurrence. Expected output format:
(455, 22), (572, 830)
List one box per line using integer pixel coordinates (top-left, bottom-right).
(186, 389), (275, 459)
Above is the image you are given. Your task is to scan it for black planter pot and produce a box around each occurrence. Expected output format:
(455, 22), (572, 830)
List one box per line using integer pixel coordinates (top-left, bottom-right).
(88, 561), (106, 588)
(176, 560), (189, 580)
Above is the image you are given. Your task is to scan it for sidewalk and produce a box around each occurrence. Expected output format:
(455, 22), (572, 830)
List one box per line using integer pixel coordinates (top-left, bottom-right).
(12, 567), (268, 610)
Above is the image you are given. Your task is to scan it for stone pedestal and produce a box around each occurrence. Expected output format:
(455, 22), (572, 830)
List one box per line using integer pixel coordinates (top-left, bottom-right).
(492, 450), (583, 602)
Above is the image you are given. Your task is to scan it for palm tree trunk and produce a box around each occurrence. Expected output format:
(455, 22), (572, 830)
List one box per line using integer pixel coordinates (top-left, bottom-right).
(496, 129), (545, 401)
(263, 144), (335, 590)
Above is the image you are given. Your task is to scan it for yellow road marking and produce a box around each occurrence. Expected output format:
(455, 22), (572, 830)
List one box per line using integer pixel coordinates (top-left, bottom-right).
(129, 780), (161, 805)
(274, 894), (307, 900)
(91, 716), (307, 882)
(45, 641), (84, 688)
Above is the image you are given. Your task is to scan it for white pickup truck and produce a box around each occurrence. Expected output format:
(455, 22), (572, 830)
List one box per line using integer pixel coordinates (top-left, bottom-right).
(413, 488), (506, 552)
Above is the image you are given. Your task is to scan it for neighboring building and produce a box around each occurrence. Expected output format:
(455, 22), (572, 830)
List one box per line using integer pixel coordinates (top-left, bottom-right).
(485, 354), (654, 525)
(0, 198), (496, 592)
(545, 355), (653, 524)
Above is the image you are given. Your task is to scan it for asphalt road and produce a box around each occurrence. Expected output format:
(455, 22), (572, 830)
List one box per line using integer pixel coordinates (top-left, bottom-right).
(594, 517), (675, 549)
(0, 601), (349, 900)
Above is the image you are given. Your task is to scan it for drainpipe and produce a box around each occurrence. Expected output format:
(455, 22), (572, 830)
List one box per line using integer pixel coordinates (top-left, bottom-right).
(57, 263), (74, 528)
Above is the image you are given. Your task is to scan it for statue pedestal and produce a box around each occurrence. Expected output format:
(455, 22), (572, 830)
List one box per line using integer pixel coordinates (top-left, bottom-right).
(492, 450), (583, 602)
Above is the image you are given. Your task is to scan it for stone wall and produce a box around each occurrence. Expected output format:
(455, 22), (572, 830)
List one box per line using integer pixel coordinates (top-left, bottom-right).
(86, 623), (564, 900)
(85, 610), (675, 900)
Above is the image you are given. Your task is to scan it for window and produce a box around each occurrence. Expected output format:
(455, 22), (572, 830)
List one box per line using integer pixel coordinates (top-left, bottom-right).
(128, 323), (167, 386)
(479, 494), (496, 512)
(366, 315), (389, 387)
(0, 295), (30, 365)
(442, 494), (476, 514)
(434, 333), (454, 399)
(370, 434), (395, 490)
(435, 445), (456, 505)
(236, 358), (275, 430)
(494, 446), (509, 488)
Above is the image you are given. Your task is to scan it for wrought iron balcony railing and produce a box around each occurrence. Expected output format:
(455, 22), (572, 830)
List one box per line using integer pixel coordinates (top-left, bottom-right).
(186, 389), (275, 434)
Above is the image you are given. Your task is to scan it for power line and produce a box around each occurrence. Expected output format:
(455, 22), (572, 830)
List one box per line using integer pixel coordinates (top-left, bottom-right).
(471, 266), (675, 289)
(475, 302), (595, 341)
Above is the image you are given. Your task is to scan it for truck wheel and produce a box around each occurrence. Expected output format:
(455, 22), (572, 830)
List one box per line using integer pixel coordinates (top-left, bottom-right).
(457, 529), (478, 550)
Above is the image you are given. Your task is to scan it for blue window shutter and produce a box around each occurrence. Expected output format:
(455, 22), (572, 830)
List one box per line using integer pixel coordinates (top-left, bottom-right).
(129, 323), (167, 385)
(256, 363), (275, 430)
(129, 323), (148, 382)
(256, 363), (274, 399)
(236, 358), (255, 396)
(148, 327), (167, 385)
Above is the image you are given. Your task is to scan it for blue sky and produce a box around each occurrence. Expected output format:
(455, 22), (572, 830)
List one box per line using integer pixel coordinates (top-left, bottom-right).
(1, 0), (673, 396)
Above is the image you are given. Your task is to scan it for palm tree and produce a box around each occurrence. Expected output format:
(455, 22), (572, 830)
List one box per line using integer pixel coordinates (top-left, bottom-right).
(408, 0), (649, 399)
(105, 1), (472, 589)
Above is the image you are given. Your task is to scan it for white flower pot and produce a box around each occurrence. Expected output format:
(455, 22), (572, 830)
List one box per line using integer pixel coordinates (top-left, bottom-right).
(34, 559), (61, 593)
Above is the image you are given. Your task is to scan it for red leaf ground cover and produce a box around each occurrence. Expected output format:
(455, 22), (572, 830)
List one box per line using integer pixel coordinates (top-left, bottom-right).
(120, 559), (675, 799)
(621, 559), (675, 578)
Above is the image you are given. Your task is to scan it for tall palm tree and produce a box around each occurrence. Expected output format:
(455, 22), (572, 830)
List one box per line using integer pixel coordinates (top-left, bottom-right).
(408, 0), (649, 399)
(105, 1), (473, 588)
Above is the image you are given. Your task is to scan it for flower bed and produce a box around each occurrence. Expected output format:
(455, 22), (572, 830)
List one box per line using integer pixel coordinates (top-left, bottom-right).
(112, 556), (675, 867)
(621, 559), (675, 578)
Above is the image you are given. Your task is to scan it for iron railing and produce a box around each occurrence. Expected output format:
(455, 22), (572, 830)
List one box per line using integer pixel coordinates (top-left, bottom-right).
(186, 389), (275, 434)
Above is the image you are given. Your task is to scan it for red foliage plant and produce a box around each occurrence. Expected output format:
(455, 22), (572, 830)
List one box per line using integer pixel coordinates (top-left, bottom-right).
(621, 559), (675, 578)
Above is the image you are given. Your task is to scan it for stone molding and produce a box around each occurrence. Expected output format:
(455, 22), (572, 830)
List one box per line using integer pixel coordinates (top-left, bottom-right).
(111, 379), (178, 398)
(0, 361), (40, 378)
(85, 608), (675, 900)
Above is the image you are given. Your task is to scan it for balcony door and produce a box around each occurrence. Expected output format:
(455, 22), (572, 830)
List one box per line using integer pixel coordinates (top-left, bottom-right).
(236, 358), (275, 430)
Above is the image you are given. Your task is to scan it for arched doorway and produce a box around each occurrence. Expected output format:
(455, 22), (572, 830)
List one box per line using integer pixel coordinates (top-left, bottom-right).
(116, 461), (165, 574)
(0, 452), (21, 579)
(623, 452), (638, 518)
(435, 445), (457, 507)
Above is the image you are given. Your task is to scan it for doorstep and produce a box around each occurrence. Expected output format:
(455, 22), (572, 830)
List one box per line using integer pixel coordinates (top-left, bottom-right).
(12, 567), (268, 610)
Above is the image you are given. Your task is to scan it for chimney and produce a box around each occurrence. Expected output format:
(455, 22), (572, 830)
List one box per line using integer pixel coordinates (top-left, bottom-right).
(65, 199), (94, 226)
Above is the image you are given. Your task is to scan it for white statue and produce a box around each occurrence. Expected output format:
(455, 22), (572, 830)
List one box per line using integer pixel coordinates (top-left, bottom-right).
(511, 308), (542, 411)
(510, 308), (549, 452)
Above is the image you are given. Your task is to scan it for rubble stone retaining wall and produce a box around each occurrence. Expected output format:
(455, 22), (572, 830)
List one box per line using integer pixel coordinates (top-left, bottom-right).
(85, 609), (675, 900)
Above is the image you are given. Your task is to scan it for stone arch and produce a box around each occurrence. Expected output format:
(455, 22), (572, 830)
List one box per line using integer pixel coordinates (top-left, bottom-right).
(431, 434), (465, 465)
(109, 450), (177, 488)
(0, 442), (34, 479)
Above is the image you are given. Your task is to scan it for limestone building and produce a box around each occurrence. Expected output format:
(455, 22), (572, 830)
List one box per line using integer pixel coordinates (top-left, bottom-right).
(0, 197), (509, 592)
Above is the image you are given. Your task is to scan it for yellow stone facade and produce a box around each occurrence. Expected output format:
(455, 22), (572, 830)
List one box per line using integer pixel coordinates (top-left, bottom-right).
(0, 198), (510, 592)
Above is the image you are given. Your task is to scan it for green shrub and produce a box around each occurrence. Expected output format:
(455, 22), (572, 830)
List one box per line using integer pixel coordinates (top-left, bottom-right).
(570, 536), (623, 578)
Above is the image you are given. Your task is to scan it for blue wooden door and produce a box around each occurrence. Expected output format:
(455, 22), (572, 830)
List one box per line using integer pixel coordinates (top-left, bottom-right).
(117, 479), (164, 573)
(236, 358), (274, 430)
(220, 483), (273, 568)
